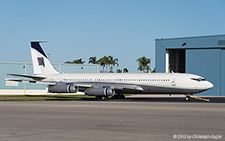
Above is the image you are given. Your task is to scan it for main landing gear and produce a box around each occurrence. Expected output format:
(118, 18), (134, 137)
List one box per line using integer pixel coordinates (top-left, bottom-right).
(112, 94), (125, 99)
(95, 96), (109, 100)
(95, 94), (126, 100)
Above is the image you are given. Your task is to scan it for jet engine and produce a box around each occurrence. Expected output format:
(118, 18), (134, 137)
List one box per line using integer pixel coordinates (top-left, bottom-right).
(48, 84), (78, 93)
(85, 87), (115, 96)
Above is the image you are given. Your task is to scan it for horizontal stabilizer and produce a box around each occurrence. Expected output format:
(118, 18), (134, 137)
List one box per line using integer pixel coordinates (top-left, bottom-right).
(7, 74), (46, 80)
(5, 78), (56, 85)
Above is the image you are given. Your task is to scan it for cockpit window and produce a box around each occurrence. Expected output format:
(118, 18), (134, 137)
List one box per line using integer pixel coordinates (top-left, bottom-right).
(191, 78), (206, 82)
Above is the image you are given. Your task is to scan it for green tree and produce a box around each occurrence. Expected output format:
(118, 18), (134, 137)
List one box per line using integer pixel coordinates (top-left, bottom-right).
(108, 56), (119, 73)
(98, 55), (119, 73)
(109, 70), (114, 73)
(65, 61), (71, 64)
(65, 58), (85, 64)
(98, 56), (109, 73)
(151, 67), (156, 73)
(146, 66), (151, 73)
(123, 68), (129, 73)
(116, 69), (122, 73)
(137, 56), (151, 73)
(73, 58), (85, 64)
(88, 57), (98, 64)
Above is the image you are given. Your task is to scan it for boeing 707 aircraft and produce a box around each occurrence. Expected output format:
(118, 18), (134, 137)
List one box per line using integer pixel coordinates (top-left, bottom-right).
(7, 42), (213, 100)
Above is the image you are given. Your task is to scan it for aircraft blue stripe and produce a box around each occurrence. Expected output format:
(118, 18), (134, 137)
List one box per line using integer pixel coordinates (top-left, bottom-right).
(31, 42), (48, 58)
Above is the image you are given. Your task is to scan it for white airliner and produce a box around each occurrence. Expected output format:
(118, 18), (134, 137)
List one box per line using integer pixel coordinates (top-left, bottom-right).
(7, 42), (213, 100)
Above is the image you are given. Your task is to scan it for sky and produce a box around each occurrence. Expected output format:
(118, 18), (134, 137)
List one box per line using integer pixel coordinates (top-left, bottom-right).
(1, 0), (225, 73)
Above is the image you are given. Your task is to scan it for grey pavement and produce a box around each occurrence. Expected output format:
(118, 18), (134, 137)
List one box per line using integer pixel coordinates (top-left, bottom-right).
(0, 101), (224, 141)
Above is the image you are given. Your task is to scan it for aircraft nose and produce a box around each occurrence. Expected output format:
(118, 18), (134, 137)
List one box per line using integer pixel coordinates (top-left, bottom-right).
(207, 81), (214, 89)
(196, 81), (213, 93)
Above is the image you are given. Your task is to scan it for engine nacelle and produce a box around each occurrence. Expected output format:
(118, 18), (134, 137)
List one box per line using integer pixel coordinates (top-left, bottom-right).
(48, 84), (78, 93)
(85, 87), (115, 96)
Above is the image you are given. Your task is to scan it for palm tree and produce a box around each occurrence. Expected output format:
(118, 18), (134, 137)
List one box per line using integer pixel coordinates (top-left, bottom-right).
(108, 56), (119, 73)
(98, 56), (109, 73)
(88, 57), (98, 64)
(146, 66), (151, 73)
(137, 56), (151, 73)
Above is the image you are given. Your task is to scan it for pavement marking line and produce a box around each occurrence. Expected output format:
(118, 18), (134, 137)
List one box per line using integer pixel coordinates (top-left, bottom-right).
(0, 129), (80, 139)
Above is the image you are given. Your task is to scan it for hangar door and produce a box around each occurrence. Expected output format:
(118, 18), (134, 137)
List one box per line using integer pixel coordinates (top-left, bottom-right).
(186, 49), (221, 96)
(166, 49), (185, 73)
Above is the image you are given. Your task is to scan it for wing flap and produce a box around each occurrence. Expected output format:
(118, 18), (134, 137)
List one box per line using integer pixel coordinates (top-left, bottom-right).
(73, 83), (144, 92)
(111, 85), (144, 92)
(72, 82), (144, 92)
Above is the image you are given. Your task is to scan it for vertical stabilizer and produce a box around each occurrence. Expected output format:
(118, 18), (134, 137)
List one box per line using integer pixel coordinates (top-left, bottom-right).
(31, 42), (59, 76)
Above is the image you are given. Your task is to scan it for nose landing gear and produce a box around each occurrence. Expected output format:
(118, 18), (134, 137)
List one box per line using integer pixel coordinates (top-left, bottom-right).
(185, 94), (210, 102)
(185, 95), (190, 101)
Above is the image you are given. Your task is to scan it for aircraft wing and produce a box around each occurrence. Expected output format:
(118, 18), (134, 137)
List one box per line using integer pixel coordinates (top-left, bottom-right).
(72, 83), (144, 93)
(5, 77), (144, 94)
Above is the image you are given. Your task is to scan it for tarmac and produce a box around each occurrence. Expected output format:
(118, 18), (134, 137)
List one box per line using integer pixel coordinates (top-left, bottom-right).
(0, 97), (224, 141)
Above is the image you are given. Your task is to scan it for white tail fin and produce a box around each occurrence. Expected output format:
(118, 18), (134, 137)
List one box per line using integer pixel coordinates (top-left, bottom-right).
(31, 42), (59, 76)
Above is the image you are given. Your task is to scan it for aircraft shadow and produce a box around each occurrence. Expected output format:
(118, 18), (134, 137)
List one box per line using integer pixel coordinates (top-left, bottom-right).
(45, 96), (225, 103)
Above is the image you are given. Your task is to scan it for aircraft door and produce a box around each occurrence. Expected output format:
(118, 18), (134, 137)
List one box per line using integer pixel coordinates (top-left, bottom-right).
(171, 78), (176, 86)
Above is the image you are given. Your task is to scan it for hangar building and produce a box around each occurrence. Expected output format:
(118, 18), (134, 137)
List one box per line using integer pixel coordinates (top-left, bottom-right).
(0, 62), (100, 90)
(155, 34), (225, 96)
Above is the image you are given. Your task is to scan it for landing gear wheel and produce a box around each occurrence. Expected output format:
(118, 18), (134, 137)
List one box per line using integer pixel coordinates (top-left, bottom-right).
(96, 96), (101, 100)
(96, 96), (108, 100)
(112, 94), (125, 99)
(185, 96), (190, 101)
(101, 96), (108, 100)
(118, 94), (125, 99)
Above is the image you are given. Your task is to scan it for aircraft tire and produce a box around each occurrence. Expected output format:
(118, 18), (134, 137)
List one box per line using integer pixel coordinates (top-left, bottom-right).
(113, 94), (125, 99)
(96, 96), (108, 100)
(119, 95), (125, 99)
(185, 96), (190, 101)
